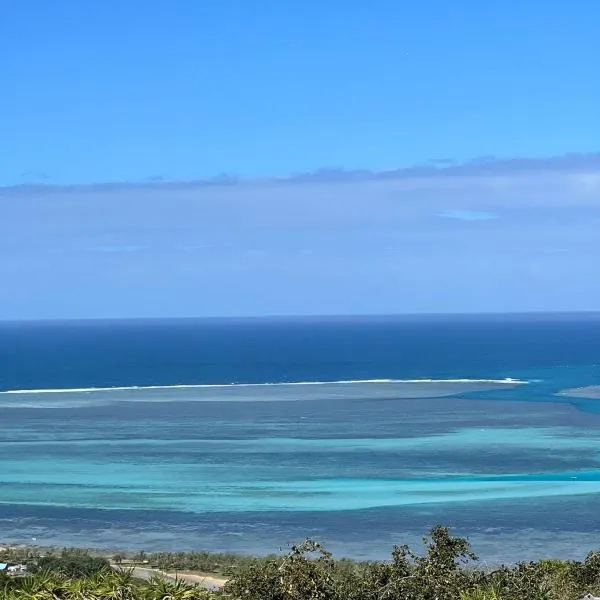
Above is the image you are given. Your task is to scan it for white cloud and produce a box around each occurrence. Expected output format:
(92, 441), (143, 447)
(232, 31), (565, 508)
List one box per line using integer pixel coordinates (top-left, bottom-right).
(1, 155), (599, 319)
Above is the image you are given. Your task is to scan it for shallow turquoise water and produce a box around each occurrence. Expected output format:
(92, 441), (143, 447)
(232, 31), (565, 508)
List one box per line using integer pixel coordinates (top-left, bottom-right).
(0, 315), (599, 561)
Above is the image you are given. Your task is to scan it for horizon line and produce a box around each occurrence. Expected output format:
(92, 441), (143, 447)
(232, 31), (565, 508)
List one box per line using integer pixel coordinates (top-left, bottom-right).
(2, 310), (600, 324)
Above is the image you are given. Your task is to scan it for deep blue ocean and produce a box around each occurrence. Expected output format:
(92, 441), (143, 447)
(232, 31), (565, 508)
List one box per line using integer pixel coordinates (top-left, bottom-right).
(1, 314), (600, 562)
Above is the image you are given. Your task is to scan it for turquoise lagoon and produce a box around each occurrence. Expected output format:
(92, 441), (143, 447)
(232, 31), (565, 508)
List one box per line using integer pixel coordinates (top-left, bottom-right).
(0, 314), (599, 562)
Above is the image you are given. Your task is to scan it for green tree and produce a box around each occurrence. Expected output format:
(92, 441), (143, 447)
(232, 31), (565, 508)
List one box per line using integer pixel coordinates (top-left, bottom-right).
(31, 548), (110, 577)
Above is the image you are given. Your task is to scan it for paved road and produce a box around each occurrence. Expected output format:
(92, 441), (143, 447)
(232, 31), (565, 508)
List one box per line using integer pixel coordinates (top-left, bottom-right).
(111, 565), (227, 590)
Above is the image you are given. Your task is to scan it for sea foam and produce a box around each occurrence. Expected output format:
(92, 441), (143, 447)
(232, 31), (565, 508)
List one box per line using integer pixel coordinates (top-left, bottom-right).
(0, 377), (527, 394)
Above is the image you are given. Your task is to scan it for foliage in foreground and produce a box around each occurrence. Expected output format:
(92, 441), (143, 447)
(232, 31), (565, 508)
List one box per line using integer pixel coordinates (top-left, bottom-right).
(27, 547), (111, 577)
(223, 527), (600, 600)
(0, 568), (214, 599)
(2, 526), (600, 599)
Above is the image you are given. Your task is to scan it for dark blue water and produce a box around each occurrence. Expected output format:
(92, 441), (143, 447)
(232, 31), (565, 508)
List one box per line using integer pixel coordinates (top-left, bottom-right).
(0, 314), (599, 561)
(1, 313), (600, 388)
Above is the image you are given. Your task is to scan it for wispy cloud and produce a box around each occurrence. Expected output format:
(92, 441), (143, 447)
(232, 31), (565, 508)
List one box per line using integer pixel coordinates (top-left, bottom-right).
(89, 245), (147, 253)
(4, 153), (600, 195)
(437, 210), (498, 221)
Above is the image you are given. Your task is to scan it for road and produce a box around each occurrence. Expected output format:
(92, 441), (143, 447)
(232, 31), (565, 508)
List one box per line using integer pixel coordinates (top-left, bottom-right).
(111, 565), (228, 590)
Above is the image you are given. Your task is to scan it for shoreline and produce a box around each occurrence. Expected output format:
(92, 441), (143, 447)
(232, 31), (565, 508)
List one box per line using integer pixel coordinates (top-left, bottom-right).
(1, 543), (237, 588)
(2, 534), (597, 571)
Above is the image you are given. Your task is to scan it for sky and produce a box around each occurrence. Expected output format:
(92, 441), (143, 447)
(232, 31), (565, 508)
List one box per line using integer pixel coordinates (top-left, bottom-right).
(1, 1), (599, 319)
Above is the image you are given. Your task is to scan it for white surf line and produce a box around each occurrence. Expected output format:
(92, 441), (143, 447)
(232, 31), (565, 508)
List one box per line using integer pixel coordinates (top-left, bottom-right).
(0, 378), (528, 394)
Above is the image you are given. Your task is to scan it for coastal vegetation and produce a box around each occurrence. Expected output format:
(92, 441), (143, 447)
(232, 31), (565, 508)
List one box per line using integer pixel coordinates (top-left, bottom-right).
(2, 526), (600, 599)
(0, 568), (214, 599)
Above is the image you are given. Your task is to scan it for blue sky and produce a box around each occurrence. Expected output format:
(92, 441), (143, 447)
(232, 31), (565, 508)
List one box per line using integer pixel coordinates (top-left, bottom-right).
(2, 0), (600, 184)
(1, 1), (599, 318)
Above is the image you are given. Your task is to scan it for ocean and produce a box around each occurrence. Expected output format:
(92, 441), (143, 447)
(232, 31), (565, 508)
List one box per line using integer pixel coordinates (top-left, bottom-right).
(1, 314), (599, 563)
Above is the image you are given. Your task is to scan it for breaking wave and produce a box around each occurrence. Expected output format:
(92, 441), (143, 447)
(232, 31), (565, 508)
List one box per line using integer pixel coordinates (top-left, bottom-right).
(0, 377), (527, 395)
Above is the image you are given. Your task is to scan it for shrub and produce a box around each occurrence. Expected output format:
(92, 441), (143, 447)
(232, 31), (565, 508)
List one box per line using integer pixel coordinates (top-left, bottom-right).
(30, 548), (110, 577)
